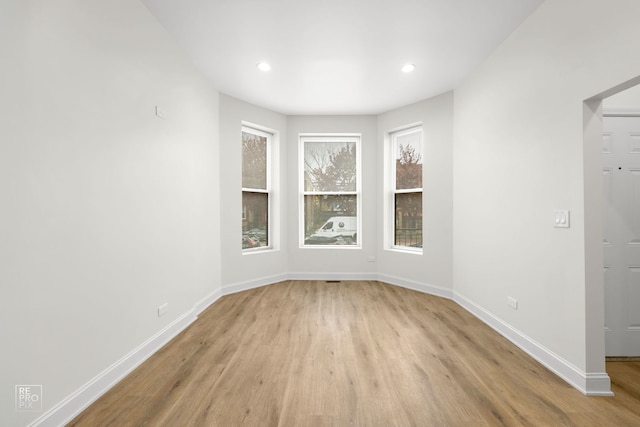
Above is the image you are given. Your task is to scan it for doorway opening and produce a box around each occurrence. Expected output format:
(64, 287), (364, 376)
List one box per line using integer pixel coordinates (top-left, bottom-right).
(601, 85), (640, 358)
(584, 75), (640, 386)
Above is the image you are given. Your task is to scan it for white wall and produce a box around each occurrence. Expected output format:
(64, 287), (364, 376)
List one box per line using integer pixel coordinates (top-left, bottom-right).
(286, 116), (378, 278)
(219, 94), (288, 289)
(10, 0), (640, 422)
(453, 0), (640, 393)
(0, 1), (221, 425)
(604, 83), (640, 110)
(376, 93), (454, 295)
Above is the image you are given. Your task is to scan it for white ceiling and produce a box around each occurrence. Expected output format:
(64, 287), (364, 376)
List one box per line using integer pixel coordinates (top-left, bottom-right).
(142, 0), (543, 115)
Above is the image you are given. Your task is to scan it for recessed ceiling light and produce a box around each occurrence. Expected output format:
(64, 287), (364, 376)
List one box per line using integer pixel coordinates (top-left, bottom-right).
(401, 63), (416, 73)
(257, 62), (271, 72)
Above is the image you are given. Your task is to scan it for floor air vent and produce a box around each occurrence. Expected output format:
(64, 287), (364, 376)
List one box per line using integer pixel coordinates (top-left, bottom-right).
(325, 280), (341, 283)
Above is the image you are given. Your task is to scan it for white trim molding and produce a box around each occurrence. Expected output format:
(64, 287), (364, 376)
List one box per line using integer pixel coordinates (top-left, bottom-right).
(32, 276), (613, 426)
(222, 273), (289, 296)
(584, 373), (615, 396)
(602, 107), (640, 117)
(377, 273), (453, 299)
(195, 288), (224, 315)
(30, 309), (199, 427)
(453, 291), (613, 396)
(287, 272), (378, 282)
(298, 133), (362, 249)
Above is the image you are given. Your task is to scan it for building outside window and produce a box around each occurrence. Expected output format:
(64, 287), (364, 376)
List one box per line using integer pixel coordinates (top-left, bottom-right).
(300, 134), (361, 247)
(391, 126), (423, 250)
(242, 126), (272, 250)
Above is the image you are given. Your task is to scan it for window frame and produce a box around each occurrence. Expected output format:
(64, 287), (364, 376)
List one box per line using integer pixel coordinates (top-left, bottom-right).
(388, 125), (423, 253)
(299, 133), (362, 249)
(242, 124), (274, 253)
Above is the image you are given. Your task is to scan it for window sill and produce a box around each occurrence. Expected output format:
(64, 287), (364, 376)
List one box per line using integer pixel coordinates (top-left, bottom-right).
(387, 246), (423, 255)
(242, 247), (277, 255)
(300, 244), (362, 250)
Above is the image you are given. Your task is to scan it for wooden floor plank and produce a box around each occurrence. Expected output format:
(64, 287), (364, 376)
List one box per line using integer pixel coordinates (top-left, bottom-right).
(68, 280), (640, 426)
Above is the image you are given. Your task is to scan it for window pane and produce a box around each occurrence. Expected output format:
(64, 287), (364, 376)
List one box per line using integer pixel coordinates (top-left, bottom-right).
(242, 191), (268, 248)
(395, 131), (422, 190)
(395, 192), (422, 248)
(303, 195), (357, 245)
(304, 141), (356, 192)
(242, 131), (267, 190)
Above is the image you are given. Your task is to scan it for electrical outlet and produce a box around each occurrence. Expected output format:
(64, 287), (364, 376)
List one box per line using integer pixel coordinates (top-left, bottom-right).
(158, 303), (169, 317)
(507, 296), (518, 310)
(367, 256), (376, 262)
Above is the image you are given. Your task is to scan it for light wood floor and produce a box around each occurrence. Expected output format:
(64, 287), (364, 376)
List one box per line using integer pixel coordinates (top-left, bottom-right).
(69, 280), (640, 426)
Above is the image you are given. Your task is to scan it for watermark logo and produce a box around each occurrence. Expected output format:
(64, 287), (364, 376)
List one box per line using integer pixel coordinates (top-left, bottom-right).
(15, 385), (42, 412)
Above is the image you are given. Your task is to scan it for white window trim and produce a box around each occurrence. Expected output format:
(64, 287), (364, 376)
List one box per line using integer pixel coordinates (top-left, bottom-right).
(242, 123), (279, 253)
(299, 133), (362, 249)
(386, 124), (423, 254)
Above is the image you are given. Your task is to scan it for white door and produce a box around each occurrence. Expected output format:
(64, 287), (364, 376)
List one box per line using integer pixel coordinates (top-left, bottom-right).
(603, 115), (640, 356)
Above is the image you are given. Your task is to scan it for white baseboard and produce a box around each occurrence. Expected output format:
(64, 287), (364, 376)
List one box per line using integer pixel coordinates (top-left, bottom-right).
(377, 273), (453, 299)
(30, 308), (199, 427)
(453, 291), (613, 396)
(286, 272), (378, 282)
(584, 373), (614, 396)
(225, 273), (611, 395)
(32, 277), (612, 426)
(221, 273), (289, 296)
(195, 288), (223, 315)
(221, 272), (380, 295)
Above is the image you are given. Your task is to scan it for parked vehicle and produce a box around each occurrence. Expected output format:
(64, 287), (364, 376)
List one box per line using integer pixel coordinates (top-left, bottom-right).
(304, 235), (338, 245)
(242, 234), (260, 249)
(305, 216), (357, 244)
(246, 228), (267, 242)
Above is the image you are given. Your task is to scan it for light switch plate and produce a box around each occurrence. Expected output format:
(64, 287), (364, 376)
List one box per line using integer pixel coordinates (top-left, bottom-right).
(554, 210), (570, 228)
